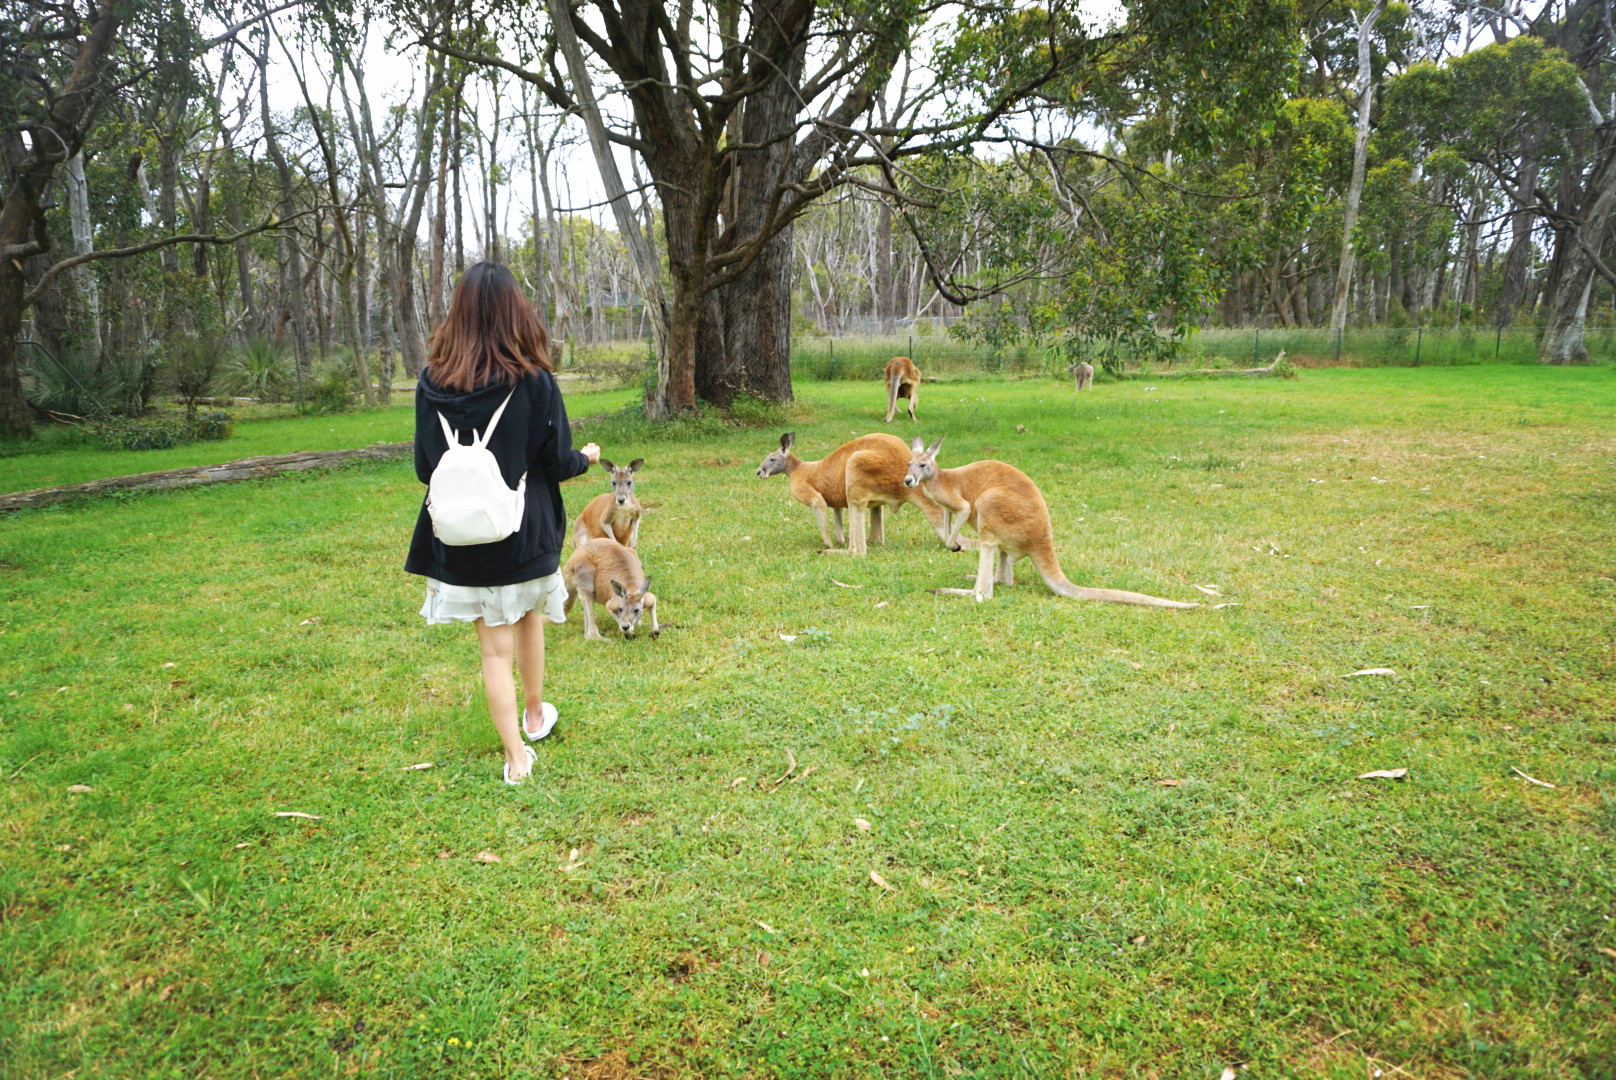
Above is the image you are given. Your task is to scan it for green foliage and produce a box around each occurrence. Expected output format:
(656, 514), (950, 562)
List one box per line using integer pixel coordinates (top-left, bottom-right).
(310, 355), (356, 414)
(220, 338), (295, 402)
(163, 329), (229, 419)
(90, 410), (233, 451)
(721, 394), (788, 428)
(24, 347), (147, 419)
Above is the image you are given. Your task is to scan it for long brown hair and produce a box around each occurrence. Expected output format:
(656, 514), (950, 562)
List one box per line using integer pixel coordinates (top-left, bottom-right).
(426, 262), (553, 391)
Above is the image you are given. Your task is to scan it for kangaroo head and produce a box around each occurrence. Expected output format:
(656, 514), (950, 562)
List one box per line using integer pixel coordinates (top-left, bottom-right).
(905, 435), (945, 487)
(601, 458), (643, 506)
(756, 432), (795, 478)
(607, 576), (651, 637)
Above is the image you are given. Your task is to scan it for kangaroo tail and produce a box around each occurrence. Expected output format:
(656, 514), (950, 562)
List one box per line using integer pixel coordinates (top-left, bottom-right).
(1030, 547), (1198, 609)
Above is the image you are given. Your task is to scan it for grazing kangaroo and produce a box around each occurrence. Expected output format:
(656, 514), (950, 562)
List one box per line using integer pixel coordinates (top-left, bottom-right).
(756, 431), (951, 554)
(573, 458), (644, 548)
(904, 436), (1196, 608)
(563, 538), (660, 640)
(884, 355), (921, 422)
(1069, 361), (1094, 392)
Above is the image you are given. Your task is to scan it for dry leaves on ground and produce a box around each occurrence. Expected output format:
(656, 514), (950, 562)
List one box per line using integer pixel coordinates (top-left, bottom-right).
(1357, 768), (1408, 780)
(854, 818), (872, 831)
(869, 870), (897, 892)
(66, 784), (93, 793)
(473, 851), (502, 864)
(1344, 668), (1396, 678)
(1512, 766), (1557, 789)
(273, 811), (320, 820)
(400, 762), (434, 771)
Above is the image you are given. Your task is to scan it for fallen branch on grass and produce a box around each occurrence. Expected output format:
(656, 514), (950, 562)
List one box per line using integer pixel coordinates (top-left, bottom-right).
(0, 444), (411, 511)
(2, 419), (593, 511)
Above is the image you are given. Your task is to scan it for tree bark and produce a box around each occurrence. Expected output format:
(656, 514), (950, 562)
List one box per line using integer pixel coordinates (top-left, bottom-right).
(65, 152), (102, 356)
(1328, 0), (1385, 335)
(1541, 135), (1616, 362)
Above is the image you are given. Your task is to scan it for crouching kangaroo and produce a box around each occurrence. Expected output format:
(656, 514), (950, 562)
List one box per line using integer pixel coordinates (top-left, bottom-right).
(574, 458), (643, 548)
(756, 431), (952, 555)
(563, 538), (660, 640)
(884, 355), (921, 422)
(904, 436), (1196, 608)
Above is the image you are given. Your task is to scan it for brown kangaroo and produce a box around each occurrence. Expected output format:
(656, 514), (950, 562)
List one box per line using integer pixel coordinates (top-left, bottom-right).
(573, 458), (643, 549)
(563, 538), (660, 640)
(904, 435), (1196, 607)
(884, 356), (921, 422)
(755, 431), (951, 555)
(1070, 361), (1094, 392)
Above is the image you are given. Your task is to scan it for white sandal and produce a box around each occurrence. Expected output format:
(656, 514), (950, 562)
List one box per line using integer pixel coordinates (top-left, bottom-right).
(522, 702), (559, 741)
(503, 744), (537, 786)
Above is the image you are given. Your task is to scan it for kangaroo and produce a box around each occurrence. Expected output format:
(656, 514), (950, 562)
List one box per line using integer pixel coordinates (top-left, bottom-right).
(904, 436), (1196, 608)
(756, 431), (952, 555)
(883, 355), (921, 422)
(573, 458), (644, 549)
(1069, 360), (1094, 392)
(563, 538), (660, 640)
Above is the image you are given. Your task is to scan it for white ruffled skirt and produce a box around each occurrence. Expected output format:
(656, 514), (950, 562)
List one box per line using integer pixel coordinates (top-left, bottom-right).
(420, 571), (569, 627)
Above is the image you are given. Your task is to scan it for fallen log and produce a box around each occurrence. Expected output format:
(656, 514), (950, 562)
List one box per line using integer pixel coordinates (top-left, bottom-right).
(3, 413), (597, 511)
(1115, 351), (1293, 380)
(0, 443), (412, 511)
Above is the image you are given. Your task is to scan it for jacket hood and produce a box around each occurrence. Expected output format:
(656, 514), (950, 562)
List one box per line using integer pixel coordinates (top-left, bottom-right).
(418, 370), (520, 431)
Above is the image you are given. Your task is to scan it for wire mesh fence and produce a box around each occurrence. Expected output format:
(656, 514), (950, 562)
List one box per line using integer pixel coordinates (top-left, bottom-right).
(788, 325), (1614, 380)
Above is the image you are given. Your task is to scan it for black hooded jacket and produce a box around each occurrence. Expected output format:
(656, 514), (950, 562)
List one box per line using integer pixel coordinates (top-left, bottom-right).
(404, 367), (590, 586)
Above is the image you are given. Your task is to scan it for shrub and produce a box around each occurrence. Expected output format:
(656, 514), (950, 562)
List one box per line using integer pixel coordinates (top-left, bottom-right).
(24, 346), (147, 419)
(310, 358), (354, 414)
(221, 338), (293, 401)
(90, 411), (233, 451)
(165, 330), (229, 418)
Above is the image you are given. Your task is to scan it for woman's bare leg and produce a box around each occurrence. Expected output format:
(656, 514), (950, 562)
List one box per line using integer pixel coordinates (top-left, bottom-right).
(474, 618), (528, 780)
(514, 608), (546, 723)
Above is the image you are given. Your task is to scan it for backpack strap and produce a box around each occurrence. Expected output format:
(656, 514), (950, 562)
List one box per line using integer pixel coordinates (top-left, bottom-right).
(437, 410), (459, 446)
(475, 386), (520, 447)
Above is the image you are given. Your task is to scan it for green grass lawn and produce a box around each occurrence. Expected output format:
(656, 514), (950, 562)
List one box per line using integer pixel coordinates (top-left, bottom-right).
(0, 384), (640, 493)
(2, 367), (1614, 1078)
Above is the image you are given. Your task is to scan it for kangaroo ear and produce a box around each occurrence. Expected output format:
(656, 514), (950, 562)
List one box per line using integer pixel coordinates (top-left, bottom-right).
(610, 579), (627, 598)
(628, 458), (644, 472)
(599, 458), (615, 473)
(780, 432), (795, 450)
(925, 434), (945, 458)
(639, 574), (651, 595)
(910, 436), (925, 454)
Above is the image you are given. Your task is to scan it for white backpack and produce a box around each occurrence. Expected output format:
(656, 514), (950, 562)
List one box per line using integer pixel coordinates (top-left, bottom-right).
(426, 388), (527, 546)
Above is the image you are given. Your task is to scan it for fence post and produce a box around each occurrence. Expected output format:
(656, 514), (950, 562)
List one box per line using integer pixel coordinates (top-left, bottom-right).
(1254, 327), (1260, 367)
(828, 338), (835, 380)
(1334, 327), (1342, 365)
(908, 333), (913, 360)
(1495, 324), (1502, 360)
(1414, 327), (1422, 367)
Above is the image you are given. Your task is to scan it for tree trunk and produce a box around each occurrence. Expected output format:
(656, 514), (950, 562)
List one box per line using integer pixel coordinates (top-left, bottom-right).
(1328, 0), (1385, 335)
(0, 0), (123, 437)
(1541, 135), (1616, 363)
(65, 151), (102, 356)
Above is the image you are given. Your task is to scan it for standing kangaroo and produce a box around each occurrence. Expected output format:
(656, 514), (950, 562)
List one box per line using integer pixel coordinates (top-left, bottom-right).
(756, 431), (951, 555)
(573, 458), (643, 548)
(904, 436), (1196, 608)
(884, 355), (921, 422)
(1069, 361), (1094, 392)
(563, 538), (659, 640)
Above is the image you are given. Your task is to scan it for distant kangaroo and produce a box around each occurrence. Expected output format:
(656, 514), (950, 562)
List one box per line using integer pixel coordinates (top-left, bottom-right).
(1069, 361), (1094, 392)
(756, 431), (951, 555)
(563, 538), (659, 640)
(904, 436), (1196, 607)
(573, 458), (643, 549)
(884, 355), (921, 422)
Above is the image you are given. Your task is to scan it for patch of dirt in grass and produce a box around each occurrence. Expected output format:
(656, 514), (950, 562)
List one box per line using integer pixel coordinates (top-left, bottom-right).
(572, 1047), (679, 1080)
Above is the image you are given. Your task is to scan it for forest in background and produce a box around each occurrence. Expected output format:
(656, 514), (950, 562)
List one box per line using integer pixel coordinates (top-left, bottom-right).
(2, 0), (1609, 438)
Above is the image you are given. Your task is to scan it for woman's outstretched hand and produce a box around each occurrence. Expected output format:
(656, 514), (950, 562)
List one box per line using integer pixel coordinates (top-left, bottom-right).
(581, 442), (601, 464)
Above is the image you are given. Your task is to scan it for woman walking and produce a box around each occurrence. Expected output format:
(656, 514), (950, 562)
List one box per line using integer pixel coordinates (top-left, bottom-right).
(406, 262), (600, 785)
